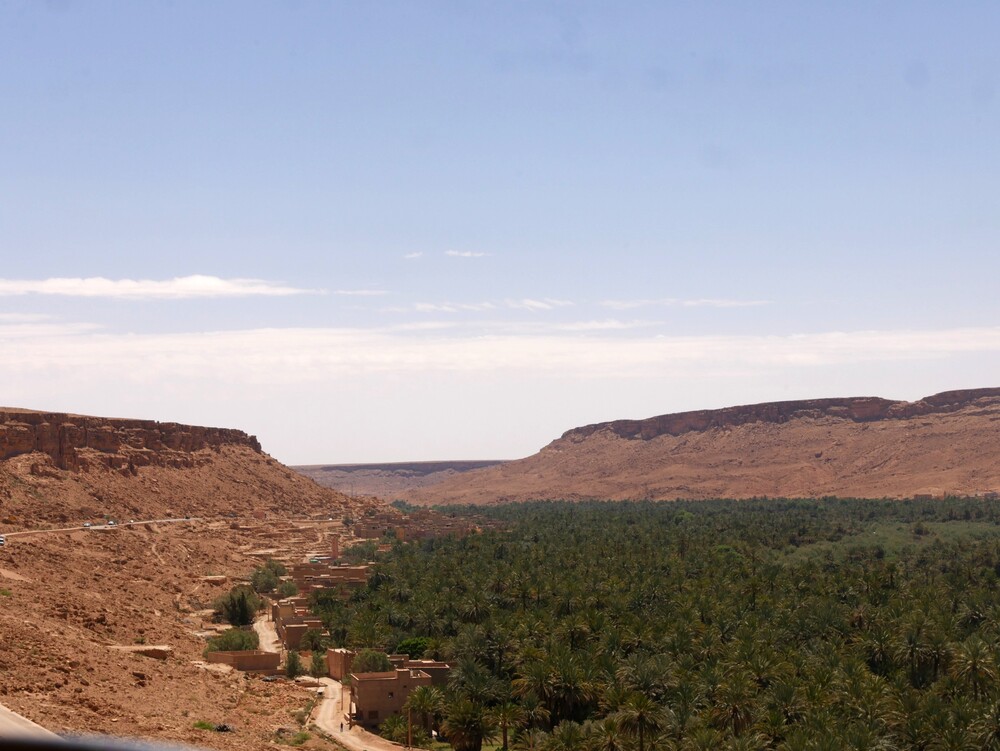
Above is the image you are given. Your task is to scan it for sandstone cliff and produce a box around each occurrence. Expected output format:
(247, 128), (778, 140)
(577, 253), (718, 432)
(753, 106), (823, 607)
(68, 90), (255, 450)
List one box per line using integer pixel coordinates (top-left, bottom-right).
(406, 388), (1000, 504)
(0, 408), (379, 527)
(0, 408), (261, 471)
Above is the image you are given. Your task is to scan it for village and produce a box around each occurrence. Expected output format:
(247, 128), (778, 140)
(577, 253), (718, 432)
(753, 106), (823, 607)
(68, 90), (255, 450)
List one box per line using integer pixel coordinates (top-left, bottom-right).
(198, 505), (486, 749)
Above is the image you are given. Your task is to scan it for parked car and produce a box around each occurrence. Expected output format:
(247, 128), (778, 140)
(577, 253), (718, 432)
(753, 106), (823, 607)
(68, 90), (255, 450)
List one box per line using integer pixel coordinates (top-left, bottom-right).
(0, 535), (6, 547)
(83, 522), (92, 528)
(108, 520), (117, 526)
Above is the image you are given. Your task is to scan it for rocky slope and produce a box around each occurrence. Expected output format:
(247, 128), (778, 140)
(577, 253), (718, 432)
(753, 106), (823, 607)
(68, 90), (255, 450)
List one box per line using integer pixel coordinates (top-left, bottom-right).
(406, 388), (1000, 504)
(0, 408), (383, 748)
(0, 409), (361, 528)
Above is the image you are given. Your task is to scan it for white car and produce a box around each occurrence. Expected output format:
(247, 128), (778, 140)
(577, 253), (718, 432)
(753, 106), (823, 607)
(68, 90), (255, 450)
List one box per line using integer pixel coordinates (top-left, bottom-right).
(0, 535), (6, 547)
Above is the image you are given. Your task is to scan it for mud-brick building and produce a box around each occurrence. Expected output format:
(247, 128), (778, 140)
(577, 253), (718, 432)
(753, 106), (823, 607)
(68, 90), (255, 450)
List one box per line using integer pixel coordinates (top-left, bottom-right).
(350, 668), (432, 729)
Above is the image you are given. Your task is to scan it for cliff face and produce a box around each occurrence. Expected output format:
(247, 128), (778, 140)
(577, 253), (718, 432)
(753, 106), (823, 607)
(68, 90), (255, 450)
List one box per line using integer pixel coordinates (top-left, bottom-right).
(406, 388), (1000, 505)
(0, 408), (261, 471)
(562, 388), (1000, 442)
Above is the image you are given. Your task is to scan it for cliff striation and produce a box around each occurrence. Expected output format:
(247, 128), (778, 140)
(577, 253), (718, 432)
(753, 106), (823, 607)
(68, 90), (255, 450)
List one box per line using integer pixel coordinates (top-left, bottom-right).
(0, 408), (261, 472)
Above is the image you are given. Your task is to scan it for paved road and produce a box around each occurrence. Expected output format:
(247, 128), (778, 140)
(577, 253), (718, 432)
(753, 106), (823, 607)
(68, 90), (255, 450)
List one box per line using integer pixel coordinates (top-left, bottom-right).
(0, 703), (62, 739)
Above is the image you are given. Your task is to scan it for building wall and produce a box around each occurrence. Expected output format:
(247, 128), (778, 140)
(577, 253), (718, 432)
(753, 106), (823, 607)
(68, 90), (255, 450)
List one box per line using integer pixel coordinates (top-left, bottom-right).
(327, 648), (354, 680)
(205, 651), (280, 671)
(351, 669), (432, 729)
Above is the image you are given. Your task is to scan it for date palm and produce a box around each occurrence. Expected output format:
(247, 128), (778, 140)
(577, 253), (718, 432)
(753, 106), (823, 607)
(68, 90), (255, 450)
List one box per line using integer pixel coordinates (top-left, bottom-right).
(615, 693), (672, 751)
(489, 701), (528, 751)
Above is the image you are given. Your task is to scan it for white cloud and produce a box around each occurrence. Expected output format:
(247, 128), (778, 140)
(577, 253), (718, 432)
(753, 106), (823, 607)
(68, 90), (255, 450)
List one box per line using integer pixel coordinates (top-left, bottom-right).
(333, 289), (389, 297)
(403, 252), (424, 260)
(0, 275), (321, 300)
(444, 250), (491, 258)
(414, 302), (497, 313)
(505, 298), (574, 312)
(0, 313), (52, 323)
(600, 297), (769, 310)
(4, 321), (1000, 383)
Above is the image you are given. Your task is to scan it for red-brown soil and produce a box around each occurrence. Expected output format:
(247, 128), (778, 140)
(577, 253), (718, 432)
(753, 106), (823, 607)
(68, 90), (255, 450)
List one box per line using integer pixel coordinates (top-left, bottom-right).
(405, 388), (1000, 505)
(0, 408), (384, 749)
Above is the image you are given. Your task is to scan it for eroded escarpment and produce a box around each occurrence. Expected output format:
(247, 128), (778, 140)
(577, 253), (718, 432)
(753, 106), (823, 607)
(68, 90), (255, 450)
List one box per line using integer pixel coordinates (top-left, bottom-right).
(405, 388), (1000, 504)
(0, 409), (261, 471)
(560, 388), (1000, 442)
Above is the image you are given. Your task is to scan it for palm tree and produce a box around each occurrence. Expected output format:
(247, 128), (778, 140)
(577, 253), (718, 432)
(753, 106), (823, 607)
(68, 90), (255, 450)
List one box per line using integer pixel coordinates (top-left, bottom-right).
(951, 636), (996, 701)
(405, 685), (444, 734)
(519, 693), (551, 732)
(615, 693), (671, 751)
(442, 698), (498, 751)
(489, 702), (528, 751)
(543, 721), (585, 751)
(585, 717), (628, 751)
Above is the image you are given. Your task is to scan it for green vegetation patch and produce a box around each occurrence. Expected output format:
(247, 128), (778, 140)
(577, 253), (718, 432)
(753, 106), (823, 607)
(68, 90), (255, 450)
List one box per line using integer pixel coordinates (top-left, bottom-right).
(327, 498), (1000, 750)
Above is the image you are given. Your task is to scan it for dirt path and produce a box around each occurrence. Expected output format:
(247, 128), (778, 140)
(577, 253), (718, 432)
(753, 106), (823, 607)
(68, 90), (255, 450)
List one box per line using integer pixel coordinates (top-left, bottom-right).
(253, 613), (282, 653)
(312, 678), (407, 751)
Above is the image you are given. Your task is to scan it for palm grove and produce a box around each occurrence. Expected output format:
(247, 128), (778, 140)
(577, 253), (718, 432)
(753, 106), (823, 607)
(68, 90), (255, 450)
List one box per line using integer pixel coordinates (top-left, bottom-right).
(315, 499), (1000, 751)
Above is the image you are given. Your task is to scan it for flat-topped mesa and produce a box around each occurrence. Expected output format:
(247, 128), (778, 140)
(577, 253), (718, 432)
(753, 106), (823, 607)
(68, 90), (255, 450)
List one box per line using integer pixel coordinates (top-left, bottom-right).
(560, 387), (1000, 443)
(0, 408), (262, 472)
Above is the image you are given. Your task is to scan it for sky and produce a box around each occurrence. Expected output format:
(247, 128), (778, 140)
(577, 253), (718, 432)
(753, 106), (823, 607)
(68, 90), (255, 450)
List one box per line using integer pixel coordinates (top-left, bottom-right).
(1, 1), (999, 464)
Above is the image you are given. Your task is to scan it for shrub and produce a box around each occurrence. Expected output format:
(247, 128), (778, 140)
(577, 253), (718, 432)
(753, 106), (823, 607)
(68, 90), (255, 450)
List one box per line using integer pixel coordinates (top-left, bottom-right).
(213, 586), (262, 626)
(396, 636), (431, 659)
(353, 649), (393, 673)
(192, 720), (216, 731)
(286, 650), (304, 678)
(310, 650), (327, 678)
(277, 580), (298, 598)
(250, 566), (278, 594)
(205, 628), (259, 655)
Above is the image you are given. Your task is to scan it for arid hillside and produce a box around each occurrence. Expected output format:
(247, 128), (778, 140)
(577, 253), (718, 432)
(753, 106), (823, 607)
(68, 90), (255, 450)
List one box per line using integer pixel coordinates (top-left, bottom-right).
(0, 408), (386, 748)
(0, 408), (358, 527)
(295, 460), (505, 500)
(406, 388), (1000, 505)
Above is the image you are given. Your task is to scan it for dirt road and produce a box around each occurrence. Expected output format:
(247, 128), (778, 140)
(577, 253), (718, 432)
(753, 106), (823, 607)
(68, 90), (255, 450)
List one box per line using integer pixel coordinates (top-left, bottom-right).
(312, 677), (407, 751)
(253, 612), (282, 654)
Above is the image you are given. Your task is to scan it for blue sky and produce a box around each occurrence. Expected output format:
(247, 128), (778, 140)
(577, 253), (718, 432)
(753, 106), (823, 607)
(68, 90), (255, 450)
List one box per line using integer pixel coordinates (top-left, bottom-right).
(1, 1), (999, 463)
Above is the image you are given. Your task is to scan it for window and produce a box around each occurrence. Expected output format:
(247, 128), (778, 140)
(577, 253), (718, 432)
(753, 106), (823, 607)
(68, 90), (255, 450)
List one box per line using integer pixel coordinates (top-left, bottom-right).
(388, 692), (394, 699)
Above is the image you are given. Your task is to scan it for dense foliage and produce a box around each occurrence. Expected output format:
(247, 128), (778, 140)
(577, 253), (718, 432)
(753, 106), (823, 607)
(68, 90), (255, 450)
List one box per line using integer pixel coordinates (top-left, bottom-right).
(327, 499), (1000, 750)
(213, 585), (263, 626)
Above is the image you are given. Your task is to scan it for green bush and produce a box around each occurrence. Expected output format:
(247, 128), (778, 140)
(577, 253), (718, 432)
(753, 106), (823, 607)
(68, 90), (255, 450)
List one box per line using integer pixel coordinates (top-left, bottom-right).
(396, 636), (431, 659)
(204, 628), (259, 655)
(285, 650), (304, 678)
(213, 586), (263, 626)
(277, 580), (298, 598)
(250, 566), (279, 593)
(310, 650), (327, 678)
(353, 649), (393, 673)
